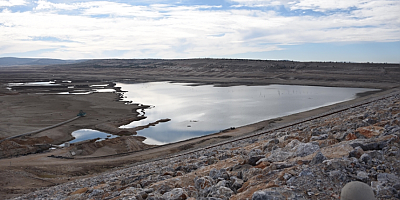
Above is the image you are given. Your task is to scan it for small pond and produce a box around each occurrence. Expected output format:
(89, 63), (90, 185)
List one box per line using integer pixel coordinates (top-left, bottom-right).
(69, 129), (117, 143)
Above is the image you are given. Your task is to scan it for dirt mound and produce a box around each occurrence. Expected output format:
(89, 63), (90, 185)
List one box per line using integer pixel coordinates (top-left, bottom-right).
(58, 136), (155, 158)
(0, 136), (53, 158)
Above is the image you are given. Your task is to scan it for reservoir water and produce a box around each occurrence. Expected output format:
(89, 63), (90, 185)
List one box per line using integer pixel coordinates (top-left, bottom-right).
(113, 82), (378, 145)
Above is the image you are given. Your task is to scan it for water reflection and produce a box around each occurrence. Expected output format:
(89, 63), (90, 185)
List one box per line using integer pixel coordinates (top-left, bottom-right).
(117, 82), (378, 144)
(7, 80), (115, 94)
(8, 81), (60, 86)
(69, 129), (117, 143)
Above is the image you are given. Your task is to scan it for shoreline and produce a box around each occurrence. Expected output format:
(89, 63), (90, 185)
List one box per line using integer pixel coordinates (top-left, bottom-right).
(0, 82), (391, 152)
(64, 84), (384, 148)
(1, 81), (381, 143)
(0, 85), (396, 161)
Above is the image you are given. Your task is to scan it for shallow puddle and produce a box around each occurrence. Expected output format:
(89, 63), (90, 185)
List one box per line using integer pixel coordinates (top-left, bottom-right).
(69, 129), (117, 143)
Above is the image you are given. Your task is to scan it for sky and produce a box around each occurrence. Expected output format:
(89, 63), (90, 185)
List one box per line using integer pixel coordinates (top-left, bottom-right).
(0, 0), (399, 63)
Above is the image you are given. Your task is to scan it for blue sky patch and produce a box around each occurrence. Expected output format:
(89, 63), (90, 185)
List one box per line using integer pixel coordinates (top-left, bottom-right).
(29, 36), (76, 43)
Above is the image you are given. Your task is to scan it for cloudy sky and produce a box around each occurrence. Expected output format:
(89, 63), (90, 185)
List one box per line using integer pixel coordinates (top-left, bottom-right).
(0, 0), (399, 62)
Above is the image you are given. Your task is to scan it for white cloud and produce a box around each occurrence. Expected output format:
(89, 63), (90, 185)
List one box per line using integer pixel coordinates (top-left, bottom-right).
(289, 0), (371, 12)
(0, 0), (27, 7)
(229, 0), (296, 7)
(35, 0), (78, 10)
(0, 0), (399, 59)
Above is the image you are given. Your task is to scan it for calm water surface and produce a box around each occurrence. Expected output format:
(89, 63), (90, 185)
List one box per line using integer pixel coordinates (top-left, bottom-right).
(69, 129), (117, 143)
(115, 82), (378, 145)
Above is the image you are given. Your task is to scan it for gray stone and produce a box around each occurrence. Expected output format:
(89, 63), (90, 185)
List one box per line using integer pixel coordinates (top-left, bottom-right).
(296, 142), (320, 157)
(287, 177), (296, 185)
(195, 176), (215, 190)
(335, 131), (349, 141)
(248, 155), (265, 166)
(311, 134), (328, 141)
(311, 130), (324, 136)
(231, 178), (243, 190)
(249, 149), (263, 157)
(356, 171), (369, 182)
(310, 152), (327, 164)
(121, 175), (142, 185)
(242, 168), (262, 182)
(161, 188), (187, 200)
(215, 180), (228, 188)
(350, 141), (386, 151)
(140, 179), (156, 188)
(187, 164), (200, 172)
(122, 187), (148, 200)
(137, 190), (149, 200)
(349, 146), (364, 158)
(329, 170), (341, 177)
(325, 158), (353, 170)
(144, 188), (155, 193)
(283, 173), (292, 180)
(252, 190), (284, 200)
(220, 169), (230, 180)
(161, 166), (174, 174)
(368, 150), (384, 160)
(359, 153), (371, 163)
(275, 162), (293, 169)
(252, 188), (305, 200)
(218, 153), (231, 160)
(209, 168), (221, 180)
(299, 170), (313, 177)
(340, 181), (376, 200)
(263, 139), (279, 152)
(377, 173), (400, 183)
(209, 186), (233, 200)
(286, 139), (301, 149)
(363, 118), (377, 124)
(123, 196), (138, 200)
(267, 149), (293, 162)
(89, 189), (104, 198)
(157, 184), (172, 195)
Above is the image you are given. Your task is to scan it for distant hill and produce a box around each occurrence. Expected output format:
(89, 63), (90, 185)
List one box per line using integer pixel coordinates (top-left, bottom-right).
(0, 57), (85, 67)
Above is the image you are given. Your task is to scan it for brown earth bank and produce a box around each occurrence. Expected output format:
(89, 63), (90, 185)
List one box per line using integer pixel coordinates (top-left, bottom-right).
(1, 59), (400, 89)
(0, 59), (399, 199)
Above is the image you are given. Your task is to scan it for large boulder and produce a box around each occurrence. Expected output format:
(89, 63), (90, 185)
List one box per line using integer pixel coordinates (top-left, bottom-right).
(341, 181), (376, 200)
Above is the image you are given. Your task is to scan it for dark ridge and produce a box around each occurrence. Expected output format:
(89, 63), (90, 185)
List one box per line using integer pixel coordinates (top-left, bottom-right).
(0, 57), (85, 67)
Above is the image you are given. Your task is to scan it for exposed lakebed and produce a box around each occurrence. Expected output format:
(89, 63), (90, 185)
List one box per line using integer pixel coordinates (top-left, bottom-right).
(71, 82), (378, 145)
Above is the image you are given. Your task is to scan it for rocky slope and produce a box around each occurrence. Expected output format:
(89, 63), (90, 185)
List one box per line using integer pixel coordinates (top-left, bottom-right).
(13, 92), (400, 200)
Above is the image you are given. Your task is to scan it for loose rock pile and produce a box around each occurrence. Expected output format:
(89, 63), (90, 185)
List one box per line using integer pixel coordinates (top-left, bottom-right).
(13, 94), (400, 200)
